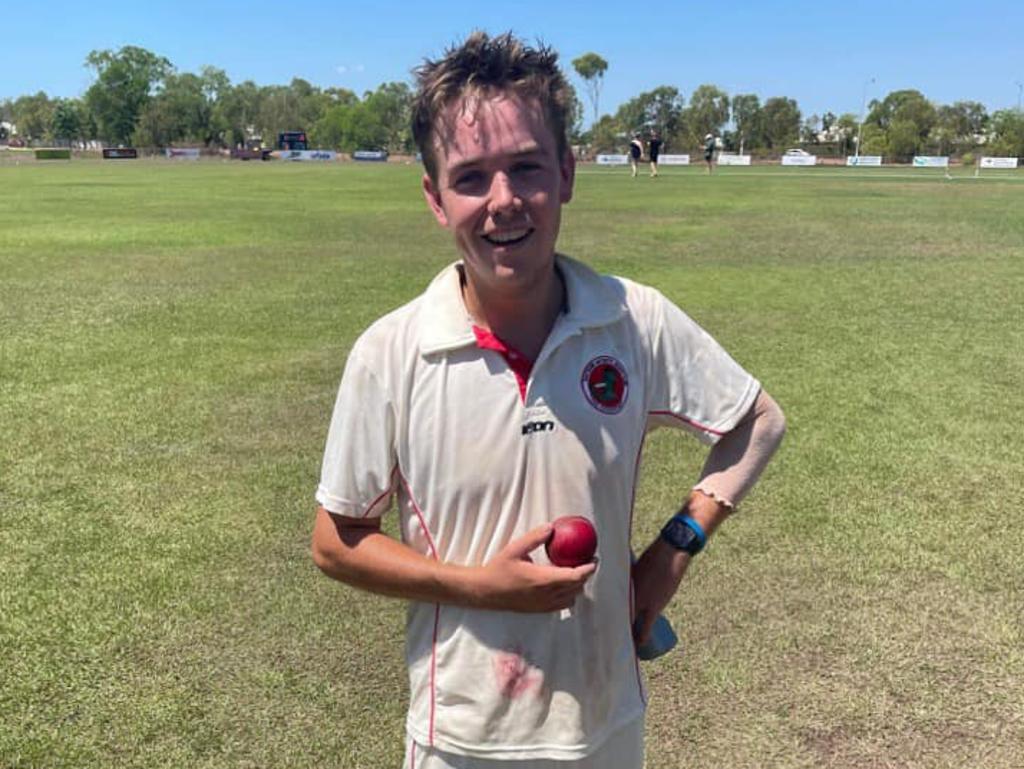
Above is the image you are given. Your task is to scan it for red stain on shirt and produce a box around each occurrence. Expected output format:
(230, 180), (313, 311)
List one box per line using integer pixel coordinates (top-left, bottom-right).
(493, 649), (543, 699)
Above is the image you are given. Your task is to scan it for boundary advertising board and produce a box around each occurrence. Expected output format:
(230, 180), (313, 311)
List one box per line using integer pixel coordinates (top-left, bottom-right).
(717, 154), (751, 166)
(103, 148), (138, 159)
(912, 156), (949, 167)
(980, 156), (1018, 169)
(279, 150), (337, 161)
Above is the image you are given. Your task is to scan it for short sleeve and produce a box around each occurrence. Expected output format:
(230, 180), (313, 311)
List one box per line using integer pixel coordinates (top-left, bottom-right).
(644, 291), (760, 445)
(315, 345), (398, 518)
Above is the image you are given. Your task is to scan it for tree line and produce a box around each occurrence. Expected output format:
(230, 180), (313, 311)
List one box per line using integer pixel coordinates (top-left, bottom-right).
(2, 45), (1023, 160)
(569, 52), (1024, 160)
(0, 46), (417, 155)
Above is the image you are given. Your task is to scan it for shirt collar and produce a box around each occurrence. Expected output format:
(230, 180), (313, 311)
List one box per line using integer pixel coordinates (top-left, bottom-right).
(419, 254), (628, 356)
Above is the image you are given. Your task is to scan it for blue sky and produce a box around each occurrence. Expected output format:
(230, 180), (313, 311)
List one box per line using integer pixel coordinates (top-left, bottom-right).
(3, 0), (1022, 124)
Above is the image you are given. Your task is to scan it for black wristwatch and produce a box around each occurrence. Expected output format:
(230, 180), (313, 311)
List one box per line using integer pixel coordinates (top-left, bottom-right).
(659, 513), (707, 555)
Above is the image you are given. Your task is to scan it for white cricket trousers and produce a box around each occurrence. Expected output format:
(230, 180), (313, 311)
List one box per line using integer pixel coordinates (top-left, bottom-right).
(402, 717), (644, 769)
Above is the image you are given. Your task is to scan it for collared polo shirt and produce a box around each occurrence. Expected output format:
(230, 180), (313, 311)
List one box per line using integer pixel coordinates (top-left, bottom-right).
(316, 254), (759, 761)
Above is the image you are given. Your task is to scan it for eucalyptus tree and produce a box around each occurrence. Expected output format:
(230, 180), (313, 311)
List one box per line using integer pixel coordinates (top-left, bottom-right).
(11, 91), (56, 143)
(571, 52), (608, 125)
(731, 93), (761, 153)
(84, 46), (172, 145)
(760, 96), (801, 150)
(50, 99), (82, 146)
(865, 89), (936, 156)
(615, 86), (684, 140)
(685, 85), (730, 147)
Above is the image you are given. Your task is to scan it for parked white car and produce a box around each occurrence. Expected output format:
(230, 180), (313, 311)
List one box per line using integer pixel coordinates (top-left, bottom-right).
(784, 148), (812, 156)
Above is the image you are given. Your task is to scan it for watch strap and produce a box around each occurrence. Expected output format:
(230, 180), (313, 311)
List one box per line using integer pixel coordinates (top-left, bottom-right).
(660, 513), (707, 555)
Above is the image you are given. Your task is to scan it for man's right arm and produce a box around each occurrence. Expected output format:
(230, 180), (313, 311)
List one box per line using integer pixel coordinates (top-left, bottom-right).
(311, 507), (596, 613)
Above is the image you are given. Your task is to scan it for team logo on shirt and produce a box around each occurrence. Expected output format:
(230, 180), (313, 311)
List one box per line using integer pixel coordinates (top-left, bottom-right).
(581, 356), (629, 414)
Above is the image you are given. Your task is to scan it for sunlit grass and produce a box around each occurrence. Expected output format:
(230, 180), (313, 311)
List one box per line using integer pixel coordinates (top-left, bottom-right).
(1, 160), (1021, 768)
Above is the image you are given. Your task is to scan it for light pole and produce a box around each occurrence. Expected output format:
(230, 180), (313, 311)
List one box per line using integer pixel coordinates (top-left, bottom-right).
(1017, 81), (1023, 113)
(855, 77), (875, 162)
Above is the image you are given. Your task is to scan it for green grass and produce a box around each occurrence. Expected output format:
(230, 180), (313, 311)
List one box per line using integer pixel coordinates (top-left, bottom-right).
(1, 159), (1022, 768)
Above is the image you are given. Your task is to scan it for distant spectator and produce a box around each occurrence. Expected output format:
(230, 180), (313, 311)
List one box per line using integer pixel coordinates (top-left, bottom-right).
(648, 131), (663, 177)
(703, 133), (716, 174)
(629, 134), (643, 178)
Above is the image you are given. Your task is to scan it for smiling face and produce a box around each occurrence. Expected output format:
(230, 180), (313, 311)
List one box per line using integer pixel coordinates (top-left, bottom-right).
(422, 91), (575, 304)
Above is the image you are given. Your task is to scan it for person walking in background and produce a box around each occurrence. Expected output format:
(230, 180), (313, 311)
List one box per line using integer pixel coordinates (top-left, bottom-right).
(703, 132), (716, 174)
(629, 133), (643, 177)
(648, 130), (663, 177)
(311, 30), (786, 769)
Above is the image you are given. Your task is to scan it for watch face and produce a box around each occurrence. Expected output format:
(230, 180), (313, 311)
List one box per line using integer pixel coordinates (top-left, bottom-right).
(663, 519), (699, 553)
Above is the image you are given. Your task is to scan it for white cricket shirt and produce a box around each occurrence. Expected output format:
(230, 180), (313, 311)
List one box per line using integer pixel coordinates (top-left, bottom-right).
(316, 255), (760, 760)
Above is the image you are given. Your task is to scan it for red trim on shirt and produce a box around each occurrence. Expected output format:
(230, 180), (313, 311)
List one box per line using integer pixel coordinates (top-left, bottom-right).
(360, 465), (399, 518)
(628, 431), (648, 705)
(401, 474), (439, 560)
(399, 473), (440, 746)
(472, 325), (533, 404)
(648, 409), (728, 436)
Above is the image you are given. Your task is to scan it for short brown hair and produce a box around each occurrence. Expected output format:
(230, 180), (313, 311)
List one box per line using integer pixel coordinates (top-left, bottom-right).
(412, 31), (573, 182)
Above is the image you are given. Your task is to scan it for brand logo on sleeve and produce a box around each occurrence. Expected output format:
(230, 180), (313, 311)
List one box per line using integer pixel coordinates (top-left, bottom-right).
(581, 356), (629, 414)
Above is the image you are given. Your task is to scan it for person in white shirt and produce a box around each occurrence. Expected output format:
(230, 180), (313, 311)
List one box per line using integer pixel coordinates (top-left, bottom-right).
(628, 134), (644, 177)
(311, 31), (786, 769)
(703, 133), (717, 174)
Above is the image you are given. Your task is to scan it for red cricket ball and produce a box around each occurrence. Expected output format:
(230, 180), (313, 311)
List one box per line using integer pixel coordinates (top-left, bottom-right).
(545, 516), (598, 567)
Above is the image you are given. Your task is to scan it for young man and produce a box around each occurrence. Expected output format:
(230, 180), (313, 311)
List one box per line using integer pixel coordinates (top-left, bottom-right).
(311, 31), (785, 769)
(648, 131), (663, 177)
(628, 134), (644, 177)
(703, 132), (716, 174)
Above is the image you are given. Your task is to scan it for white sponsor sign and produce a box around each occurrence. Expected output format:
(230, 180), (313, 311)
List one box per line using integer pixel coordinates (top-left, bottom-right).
(596, 154), (628, 165)
(912, 156), (949, 168)
(279, 150), (337, 161)
(166, 147), (200, 160)
(352, 150), (387, 161)
(781, 155), (817, 166)
(717, 153), (751, 166)
(980, 156), (1019, 169)
(846, 155), (883, 167)
(658, 154), (690, 165)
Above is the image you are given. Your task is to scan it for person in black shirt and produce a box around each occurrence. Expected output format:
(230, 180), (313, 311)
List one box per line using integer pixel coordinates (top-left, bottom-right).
(648, 131), (663, 177)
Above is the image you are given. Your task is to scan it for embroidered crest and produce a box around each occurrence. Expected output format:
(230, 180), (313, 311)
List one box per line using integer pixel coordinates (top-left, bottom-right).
(581, 356), (629, 414)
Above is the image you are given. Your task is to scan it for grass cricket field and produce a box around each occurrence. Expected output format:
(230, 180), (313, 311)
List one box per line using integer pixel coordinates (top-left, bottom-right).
(1, 158), (1022, 768)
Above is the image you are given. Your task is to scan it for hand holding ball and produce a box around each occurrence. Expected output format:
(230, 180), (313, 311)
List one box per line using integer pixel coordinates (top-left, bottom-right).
(545, 516), (598, 567)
